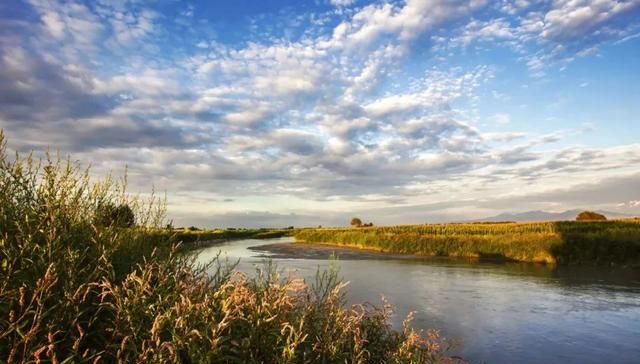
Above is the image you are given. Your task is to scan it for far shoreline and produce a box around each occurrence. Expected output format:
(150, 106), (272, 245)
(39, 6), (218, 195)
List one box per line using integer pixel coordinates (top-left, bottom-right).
(249, 241), (524, 264)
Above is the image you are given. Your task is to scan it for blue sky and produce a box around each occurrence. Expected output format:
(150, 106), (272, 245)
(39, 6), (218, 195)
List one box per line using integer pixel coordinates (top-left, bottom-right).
(1, 0), (639, 227)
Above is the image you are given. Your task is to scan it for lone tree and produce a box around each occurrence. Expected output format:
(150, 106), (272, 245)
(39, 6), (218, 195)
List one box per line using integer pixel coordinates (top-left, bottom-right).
(350, 217), (362, 227)
(576, 211), (607, 221)
(95, 203), (135, 228)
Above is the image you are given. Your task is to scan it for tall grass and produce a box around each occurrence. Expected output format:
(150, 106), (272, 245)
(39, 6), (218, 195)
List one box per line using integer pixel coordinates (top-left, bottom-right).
(0, 131), (459, 363)
(295, 221), (640, 265)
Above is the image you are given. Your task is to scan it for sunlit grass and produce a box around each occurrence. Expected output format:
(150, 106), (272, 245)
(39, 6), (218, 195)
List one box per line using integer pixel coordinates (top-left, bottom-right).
(295, 220), (640, 265)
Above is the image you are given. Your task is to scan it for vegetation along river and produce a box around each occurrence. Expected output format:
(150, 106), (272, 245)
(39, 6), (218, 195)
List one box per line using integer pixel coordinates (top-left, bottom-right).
(193, 237), (640, 364)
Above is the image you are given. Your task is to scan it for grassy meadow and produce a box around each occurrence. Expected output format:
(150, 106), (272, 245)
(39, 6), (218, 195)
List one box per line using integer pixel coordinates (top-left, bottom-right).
(295, 220), (640, 266)
(0, 132), (461, 363)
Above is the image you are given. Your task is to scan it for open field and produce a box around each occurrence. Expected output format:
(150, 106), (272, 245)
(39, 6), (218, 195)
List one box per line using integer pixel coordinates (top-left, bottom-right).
(294, 220), (640, 266)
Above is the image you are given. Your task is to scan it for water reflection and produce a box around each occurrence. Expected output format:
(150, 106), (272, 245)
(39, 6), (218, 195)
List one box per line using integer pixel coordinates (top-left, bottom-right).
(192, 238), (640, 364)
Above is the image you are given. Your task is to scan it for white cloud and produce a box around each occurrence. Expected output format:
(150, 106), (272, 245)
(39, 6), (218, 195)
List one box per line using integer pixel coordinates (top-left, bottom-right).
(541, 0), (640, 42)
(452, 18), (516, 46)
(41, 9), (65, 39)
(498, 0), (532, 15)
(28, 0), (104, 50)
(110, 9), (157, 45)
(324, 0), (487, 51)
(446, 0), (640, 75)
(492, 113), (511, 125)
(330, 0), (356, 7)
(364, 66), (492, 118)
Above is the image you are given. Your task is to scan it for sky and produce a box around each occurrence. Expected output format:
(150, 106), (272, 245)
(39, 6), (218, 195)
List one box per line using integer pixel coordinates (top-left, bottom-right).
(1, 0), (639, 228)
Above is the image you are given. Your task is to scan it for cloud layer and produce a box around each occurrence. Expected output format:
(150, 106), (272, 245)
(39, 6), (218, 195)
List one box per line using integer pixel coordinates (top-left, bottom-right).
(1, 0), (639, 227)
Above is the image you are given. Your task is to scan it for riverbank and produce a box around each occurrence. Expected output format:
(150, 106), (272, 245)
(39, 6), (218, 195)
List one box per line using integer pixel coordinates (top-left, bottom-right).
(251, 241), (520, 263)
(294, 220), (640, 266)
(150, 227), (293, 251)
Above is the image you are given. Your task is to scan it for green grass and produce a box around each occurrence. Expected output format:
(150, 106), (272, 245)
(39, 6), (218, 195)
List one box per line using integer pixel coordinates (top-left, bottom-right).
(166, 227), (292, 249)
(139, 227), (293, 252)
(294, 221), (640, 266)
(0, 131), (458, 363)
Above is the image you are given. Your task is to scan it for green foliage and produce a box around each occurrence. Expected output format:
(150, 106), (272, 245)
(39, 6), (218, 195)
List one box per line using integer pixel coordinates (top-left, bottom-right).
(0, 131), (457, 363)
(576, 211), (607, 221)
(95, 202), (136, 228)
(296, 220), (640, 266)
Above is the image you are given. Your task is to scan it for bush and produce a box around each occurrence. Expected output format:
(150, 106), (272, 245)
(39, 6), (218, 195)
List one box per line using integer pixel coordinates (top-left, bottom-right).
(95, 202), (136, 227)
(576, 211), (607, 221)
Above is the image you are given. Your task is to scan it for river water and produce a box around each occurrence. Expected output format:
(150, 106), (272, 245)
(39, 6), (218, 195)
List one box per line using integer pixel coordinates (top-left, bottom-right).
(193, 237), (640, 364)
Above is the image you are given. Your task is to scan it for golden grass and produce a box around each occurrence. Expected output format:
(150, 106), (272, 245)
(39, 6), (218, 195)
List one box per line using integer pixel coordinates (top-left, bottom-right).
(295, 220), (640, 265)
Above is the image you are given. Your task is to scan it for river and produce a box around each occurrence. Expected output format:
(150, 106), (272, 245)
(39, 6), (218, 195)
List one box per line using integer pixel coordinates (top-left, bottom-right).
(193, 237), (640, 364)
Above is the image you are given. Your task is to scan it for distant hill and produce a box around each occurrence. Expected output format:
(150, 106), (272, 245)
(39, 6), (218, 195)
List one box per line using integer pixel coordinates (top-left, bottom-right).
(473, 209), (629, 222)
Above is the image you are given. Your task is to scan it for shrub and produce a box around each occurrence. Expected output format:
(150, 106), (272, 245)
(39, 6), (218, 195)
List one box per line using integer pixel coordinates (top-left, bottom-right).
(95, 202), (136, 227)
(576, 211), (607, 221)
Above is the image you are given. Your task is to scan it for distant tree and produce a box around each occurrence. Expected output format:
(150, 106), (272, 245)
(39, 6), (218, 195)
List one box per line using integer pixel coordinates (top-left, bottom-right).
(576, 211), (607, 221)
(95, 203), (135, 228)
(318, 225), (322, 228)
(287, 226), (294, 230)
(363, 222), (373, 227)
(113, 205), (135, 227)
(188, 226), (200, 231)
(350, 217), (362, 227)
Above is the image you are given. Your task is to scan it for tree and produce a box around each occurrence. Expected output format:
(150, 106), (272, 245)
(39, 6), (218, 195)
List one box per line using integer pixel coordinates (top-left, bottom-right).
(350, 217), (362, 227)
(95, 203), (135, 228)
(576, 211), (607, 221)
